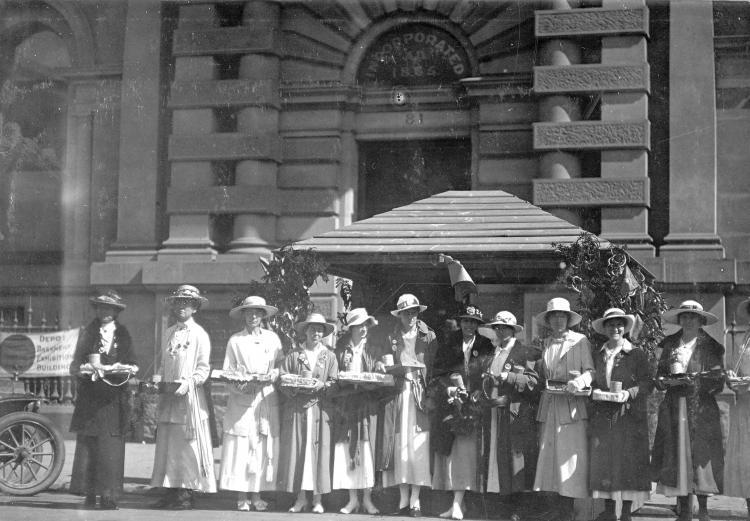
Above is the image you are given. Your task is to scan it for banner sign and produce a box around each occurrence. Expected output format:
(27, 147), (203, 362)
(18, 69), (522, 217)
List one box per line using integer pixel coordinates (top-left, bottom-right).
(0, 329), (80, 377)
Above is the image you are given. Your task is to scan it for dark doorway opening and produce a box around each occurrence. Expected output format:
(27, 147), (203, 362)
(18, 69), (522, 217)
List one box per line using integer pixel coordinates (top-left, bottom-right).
(358, 139), (471, 219)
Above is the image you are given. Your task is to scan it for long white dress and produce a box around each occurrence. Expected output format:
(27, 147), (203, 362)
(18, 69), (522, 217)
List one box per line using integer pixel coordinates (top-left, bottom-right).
(724, 331), (750, 498)
(151, 318), (217, 492)
(218, 328), (281, 492)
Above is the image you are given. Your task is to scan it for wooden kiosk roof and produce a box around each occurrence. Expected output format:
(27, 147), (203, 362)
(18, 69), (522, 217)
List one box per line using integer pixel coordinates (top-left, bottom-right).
(292, 190), (609, 285)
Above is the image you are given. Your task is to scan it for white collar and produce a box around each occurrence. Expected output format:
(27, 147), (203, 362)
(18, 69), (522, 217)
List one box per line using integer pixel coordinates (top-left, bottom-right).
(100, 321), (116, 334)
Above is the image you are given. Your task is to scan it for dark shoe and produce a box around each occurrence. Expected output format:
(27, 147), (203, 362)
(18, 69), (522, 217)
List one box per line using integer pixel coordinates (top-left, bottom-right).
(409, 507), (422, 517)
(171, 489), (194, 510)
(698, 513), (711, 521)
(391, 506), (410, 516)
(100, 497), (118, 510)
(593, 512), (617, 521)
(83, 494), (97, 507)
(151, 491), (177, 509)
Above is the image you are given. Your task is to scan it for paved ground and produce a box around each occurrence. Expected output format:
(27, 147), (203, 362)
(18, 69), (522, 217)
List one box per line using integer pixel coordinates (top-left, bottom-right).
(2, 441), (735, 520)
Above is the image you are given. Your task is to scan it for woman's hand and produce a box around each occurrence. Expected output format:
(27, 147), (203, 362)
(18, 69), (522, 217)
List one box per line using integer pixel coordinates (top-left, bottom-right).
(174, 379), (190, 396)
(374, 361), (386, 373)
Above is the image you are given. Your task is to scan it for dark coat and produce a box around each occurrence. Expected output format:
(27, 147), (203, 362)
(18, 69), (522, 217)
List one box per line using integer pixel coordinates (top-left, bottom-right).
(278, 346), (338, 494)
(330, 335), (382, 471)
(429, 331), (493, 457)
(478, 340), (541, 494)
(589, 340), (652, 492)
(651, 330), (725, 494)
(376, 319), (436, 471)
(69, 320), (137, 436)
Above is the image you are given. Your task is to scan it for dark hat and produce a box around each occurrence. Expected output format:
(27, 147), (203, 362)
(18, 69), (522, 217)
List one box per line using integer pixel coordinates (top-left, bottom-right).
(90, 290), (126, 310)
(456, 305), (484, 323)
(164, 284), (208, 306)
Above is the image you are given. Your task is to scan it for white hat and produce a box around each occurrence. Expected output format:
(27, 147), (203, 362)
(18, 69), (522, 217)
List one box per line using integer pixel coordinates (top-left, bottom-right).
(663, 300), (718, 326)
(344, 308), (377, 329)
(591, 308), (635, 335)
(294, 312), (335, 337)
(737, 297), (750, 324)
(534, 297), (582, 328)
(229, 296), (278, 320)
(390, 293), (427, 317)
(164, 284), (208, 306)
(485, 311), (524, 333)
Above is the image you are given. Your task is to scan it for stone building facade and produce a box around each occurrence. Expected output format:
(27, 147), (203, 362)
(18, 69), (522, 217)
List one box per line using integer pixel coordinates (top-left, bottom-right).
(0, 0), (748, 372)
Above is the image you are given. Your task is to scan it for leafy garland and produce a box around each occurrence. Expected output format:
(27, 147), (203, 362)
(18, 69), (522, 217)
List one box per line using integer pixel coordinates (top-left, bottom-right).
(232, 244), (329, 352)
(552, 232), (668, 357)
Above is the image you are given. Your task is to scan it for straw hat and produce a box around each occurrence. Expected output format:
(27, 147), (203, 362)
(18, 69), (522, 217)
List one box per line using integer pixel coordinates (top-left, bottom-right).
(591, 308), (635, 335)
(294, 312), (335, 337)
(534, 297), (582, 328)
(343, 308), (377, 329)
(485, 311), (524, 333)
(455, 305), (485, 323)
(390, 293), (427, 316)
(736, 297), (750, 324)
(229, 296), (278, 320)
(164, 285), (208, 306)
(663, 300), (718, 325)
(90, 290), (126, 310)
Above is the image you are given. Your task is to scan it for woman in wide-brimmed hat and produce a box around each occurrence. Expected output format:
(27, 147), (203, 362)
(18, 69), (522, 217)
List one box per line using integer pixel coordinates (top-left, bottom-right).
(431, 305), (493, 520)
(651, 300), (724, 521)
(533, 297), (595, 521)
(331, 308), (382, 515)
(588, 308), (652, 521)
(478, 311), (540, 520)
(725, 297), (750, 521)
(218, 296), (282, 511)
(151, 285), (216, 509)
(278, 312), (338, 513)
(69, 290), (138, 510)
(379, 293), (436, 517)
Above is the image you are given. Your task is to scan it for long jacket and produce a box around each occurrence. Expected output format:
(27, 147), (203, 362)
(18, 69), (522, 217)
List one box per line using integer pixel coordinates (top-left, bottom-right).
(376, 319), (436, 471)
(430, 331), (493, 456)
(277, 346), (338, 494)
(331, 335), (382, 470)
(479, 340), (540, 494)
(69, 320), (137, 436)
(651, 330), (725, 494)
(589, 340), (652, 492)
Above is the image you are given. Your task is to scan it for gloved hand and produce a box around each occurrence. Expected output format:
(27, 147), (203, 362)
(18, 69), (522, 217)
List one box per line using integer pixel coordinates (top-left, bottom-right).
(174, 379), (190, 396)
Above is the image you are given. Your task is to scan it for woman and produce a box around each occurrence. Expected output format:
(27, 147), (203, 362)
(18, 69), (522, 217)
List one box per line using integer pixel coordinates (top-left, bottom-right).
(533, 297), (594, 521)
(151, 285), (216, 509)
(725, 297), (750, 520)
(589, 308), (652, 521)
(332, 307), (382, 515)
(431, 305), (493, 520)
(378, 293), (436, 517)
(278, 312), (338, 514)
(69, 290), (138, 510)
(479, 311), (540, 521)
(652, 300), (725, 521)
(218, 296), (282, 511)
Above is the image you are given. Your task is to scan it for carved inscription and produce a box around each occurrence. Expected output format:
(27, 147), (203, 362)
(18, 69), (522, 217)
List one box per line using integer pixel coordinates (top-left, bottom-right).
(533, 121), (650, 150)
(534, 64), (649, 94)
(533, 178), (650, 207)
(536, 7), (648, 38)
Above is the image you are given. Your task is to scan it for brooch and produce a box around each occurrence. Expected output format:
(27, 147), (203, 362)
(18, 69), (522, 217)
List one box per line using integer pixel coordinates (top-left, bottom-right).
(472, 350), (478, 358)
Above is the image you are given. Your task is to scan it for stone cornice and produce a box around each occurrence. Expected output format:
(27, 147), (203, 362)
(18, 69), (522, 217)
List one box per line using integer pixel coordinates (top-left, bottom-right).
(173, 25), (279, 56)
(169, 79), (280, 109)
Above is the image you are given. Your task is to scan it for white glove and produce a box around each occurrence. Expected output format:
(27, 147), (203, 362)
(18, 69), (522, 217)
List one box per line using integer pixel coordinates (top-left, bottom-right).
(174, 379), (190, 396)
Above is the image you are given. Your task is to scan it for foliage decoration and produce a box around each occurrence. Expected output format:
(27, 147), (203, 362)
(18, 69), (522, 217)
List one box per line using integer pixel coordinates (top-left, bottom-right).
(232, 244), (329, 352)
(553, 232), (668, 357)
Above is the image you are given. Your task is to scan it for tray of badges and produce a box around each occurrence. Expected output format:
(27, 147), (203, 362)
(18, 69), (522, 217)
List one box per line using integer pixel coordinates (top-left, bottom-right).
(280, 373), (318, 390)
(210, 369), (274, 384)
(728, 375), (750, 389)
(591, 389), (628, 403)
(545, 380), (591, 396)
(337, 371), (395, 387)
(79, 363), (138, 378)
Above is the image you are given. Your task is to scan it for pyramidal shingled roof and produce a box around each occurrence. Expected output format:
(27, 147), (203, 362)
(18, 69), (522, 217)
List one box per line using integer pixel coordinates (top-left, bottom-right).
(294, 190), (603, 255)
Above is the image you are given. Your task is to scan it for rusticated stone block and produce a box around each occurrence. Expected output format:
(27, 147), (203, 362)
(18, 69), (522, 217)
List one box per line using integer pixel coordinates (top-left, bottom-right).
(533, 178), (650, 208)
(534, 64), (650, 94)
(283, 136), (342, 162)
(169, 79), (279, 108)
(166, 185), (279, 214)
(173, 25), (279, 56)
(536, 7), (649, 38)
(169, 133), (282, 161)
(533, 120), (650, 150)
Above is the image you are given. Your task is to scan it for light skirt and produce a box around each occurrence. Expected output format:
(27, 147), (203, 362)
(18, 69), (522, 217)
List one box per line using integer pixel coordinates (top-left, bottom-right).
(332, 441), (375, 489)
(382, 381), (431, 487)
(219, 433), (278, 492)
(656, 397), (691, 497)
(151, 422), (217, 492)
(300, 406), (316, 491)
(432, 434), (477, 491)
(725, 393), (750, 498)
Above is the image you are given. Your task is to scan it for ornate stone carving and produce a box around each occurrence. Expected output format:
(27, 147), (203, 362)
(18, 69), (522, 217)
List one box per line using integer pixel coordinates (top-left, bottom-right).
(536, 7), (649, 38)
(532, 178), (650, 207)
(533, 121), (650, 150)
(533, 64), (649, 94)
